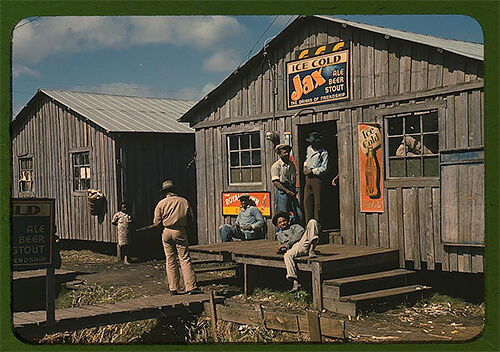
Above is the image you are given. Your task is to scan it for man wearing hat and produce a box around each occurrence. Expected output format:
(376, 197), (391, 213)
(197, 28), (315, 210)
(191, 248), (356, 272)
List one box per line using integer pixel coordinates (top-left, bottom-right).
(270, 144), (304, 226)
(219, 193), (265, 242)
(273, 211), (319, 292)
(303, 131), (329, 226)
(150, 180), (202, 295)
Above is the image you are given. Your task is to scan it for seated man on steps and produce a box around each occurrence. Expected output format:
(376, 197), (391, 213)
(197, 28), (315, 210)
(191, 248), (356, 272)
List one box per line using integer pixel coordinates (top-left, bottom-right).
(273, 211), (319, 293)
(219, 194), (265, 242)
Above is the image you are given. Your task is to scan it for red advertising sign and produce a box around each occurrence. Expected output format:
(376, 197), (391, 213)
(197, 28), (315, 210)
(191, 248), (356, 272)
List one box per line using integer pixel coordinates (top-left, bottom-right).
(358, 124), (384, 213)
(222, 192), (271, 217)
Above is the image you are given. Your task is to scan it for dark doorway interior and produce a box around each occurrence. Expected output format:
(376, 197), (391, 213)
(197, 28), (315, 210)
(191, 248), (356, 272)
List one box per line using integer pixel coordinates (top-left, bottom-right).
(298, 121), (340, 233)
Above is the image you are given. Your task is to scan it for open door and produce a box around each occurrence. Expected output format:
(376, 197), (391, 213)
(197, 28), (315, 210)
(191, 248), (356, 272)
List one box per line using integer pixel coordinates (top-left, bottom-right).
(298, 121), (340, 234)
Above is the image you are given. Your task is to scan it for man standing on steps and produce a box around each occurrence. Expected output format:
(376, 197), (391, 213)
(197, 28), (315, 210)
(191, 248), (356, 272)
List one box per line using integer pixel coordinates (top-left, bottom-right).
(303, 131), (329, 227)
(150, 180), (202, 295)
(271, 144), (304, 226)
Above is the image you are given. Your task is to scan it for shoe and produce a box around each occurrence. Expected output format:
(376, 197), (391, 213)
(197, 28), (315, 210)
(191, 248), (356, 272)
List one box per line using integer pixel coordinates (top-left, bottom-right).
(290, 282), (301, 293)
(188, 288), (203, 295)
(170, 290), (179, 295)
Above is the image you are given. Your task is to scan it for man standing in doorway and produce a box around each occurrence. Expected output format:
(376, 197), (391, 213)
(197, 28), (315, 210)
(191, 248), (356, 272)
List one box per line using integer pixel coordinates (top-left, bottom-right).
(303, 131), (329, 227)
(151, 180), (202, 295)
(271, 144), (304, 226)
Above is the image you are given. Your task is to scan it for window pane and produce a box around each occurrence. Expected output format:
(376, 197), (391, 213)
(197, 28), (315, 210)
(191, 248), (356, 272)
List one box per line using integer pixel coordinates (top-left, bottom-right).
(241, 168), (252, 182)
(229, 136), (239, 150)
(251, 151), (261, 165)
(406, 158), (422, 177)
(405, 115), (420, 134)
(251, 133), (260, 148)
(241, 151), (251, 166)
(73, 167), (80, 178)
(389, 137), (404, 156)
(424, 157), (439, 177)
(230, 152), (240, 166)
(388, 118), (403, 136)
(230, 169), (240, 183)
(390, 159), (405, 177)
(406, 136), (421, 156)
(252, 167), (262, 182)
(423, 134), (438, 154)
(240, 135), (250, 149)
(82, 153), (89, 164)
(422, 112), (438, 132)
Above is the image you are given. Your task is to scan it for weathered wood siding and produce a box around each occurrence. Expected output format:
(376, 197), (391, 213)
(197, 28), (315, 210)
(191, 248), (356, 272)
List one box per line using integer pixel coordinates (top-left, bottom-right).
(190, 17), (484, 273)
(11, 96), (119, 243)
(116, 133), (197, 250)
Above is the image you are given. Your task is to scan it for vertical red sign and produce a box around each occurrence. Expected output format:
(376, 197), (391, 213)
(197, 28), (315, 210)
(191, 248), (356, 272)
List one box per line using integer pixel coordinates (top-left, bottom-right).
(358, 124), (384, 213)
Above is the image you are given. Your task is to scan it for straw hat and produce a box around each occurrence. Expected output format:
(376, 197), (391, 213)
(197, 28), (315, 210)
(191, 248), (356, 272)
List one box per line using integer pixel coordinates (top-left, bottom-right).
(160, 180), (176, 192)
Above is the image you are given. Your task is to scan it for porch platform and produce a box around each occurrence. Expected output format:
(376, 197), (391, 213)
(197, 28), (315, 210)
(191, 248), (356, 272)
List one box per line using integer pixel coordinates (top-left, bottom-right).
(190, 240), (401, 311)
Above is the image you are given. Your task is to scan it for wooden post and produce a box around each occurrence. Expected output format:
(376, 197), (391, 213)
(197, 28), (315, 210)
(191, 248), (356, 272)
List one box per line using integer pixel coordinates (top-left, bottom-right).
(306, 310), (322, 342)
(45, 267), (56, 331)
(311, 262), (323, 311)
(208, 290), (218, 342)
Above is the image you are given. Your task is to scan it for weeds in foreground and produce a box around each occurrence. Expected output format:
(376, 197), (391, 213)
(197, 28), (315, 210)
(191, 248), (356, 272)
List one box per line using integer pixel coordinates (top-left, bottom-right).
(252, 287), (312, 309)
(55, 285), (138, 309)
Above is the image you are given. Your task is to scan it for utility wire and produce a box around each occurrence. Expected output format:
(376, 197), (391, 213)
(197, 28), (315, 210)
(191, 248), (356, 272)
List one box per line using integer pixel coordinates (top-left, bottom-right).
(237, 15), (279, 68)
(14, 17), (41, 30)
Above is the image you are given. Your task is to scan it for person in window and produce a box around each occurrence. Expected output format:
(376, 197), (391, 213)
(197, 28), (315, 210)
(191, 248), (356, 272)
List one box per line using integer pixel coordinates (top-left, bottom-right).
(396, 136), (432, 156)
(150, 180), (202, 295)
(270, 144), (304, 226)
(303, 131), (329, 226)
(274, 211), (319, 292)
(219, 194), (265, 242)
(112, 202), (133, 265)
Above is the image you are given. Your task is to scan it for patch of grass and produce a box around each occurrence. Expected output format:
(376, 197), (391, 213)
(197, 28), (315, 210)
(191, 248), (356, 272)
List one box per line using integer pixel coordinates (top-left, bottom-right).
(418, 293), (485, 317)
(55, 285), (138, 309)
(252, 287), (312, 308)
(60, 250), (118, 265)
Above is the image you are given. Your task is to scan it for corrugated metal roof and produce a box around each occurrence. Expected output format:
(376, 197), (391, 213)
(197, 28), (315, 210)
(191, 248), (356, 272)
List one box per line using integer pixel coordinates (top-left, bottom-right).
(318, 16), (483, 61)
(40, 89), (196, 133)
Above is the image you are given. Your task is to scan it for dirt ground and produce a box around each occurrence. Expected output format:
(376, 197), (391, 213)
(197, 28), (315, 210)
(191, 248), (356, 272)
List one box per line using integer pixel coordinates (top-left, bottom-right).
(59, 250), (485, 344)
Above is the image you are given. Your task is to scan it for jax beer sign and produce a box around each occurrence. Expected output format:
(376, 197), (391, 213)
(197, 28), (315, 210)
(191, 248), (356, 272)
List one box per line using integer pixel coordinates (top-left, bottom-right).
(286, 45), (350, 109)
(358, 124), (384, 213)
(12, 198), (55, 269)
(222, 192), (271, 216)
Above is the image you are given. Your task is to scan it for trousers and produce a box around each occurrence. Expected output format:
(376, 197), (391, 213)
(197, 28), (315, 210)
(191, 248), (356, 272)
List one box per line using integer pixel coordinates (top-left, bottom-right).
(303, 176), (322, 224)
(275, 186), (304, 226)
(219, 224), (262, 242)
(283, 219), (320, 280)
(161, 228), (197, 292)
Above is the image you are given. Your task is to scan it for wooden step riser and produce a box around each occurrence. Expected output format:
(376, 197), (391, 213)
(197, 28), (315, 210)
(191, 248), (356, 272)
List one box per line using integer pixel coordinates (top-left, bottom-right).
(323, 274), (416, 300)
(321, 251), (400, 280)
(323, 289), (431, 316)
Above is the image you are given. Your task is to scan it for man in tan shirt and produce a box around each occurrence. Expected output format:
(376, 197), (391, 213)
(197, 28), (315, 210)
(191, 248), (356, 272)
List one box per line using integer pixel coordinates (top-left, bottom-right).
(150, 180), (202, 295)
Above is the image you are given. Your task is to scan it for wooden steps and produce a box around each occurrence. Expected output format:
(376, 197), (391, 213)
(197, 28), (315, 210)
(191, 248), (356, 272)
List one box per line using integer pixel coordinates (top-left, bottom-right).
(322, 269), (432, 316)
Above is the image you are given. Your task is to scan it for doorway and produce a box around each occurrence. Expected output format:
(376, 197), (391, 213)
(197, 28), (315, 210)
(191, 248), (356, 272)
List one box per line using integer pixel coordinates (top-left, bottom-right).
(298, 121), (340, 233)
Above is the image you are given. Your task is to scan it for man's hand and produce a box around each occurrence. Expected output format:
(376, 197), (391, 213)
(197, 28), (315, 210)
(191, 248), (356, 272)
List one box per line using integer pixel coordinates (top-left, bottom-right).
(276, 245), (286, 254)
(331, 174), (339, 186)
(240, 225), (252, 230)
(304, 168), (313, 176)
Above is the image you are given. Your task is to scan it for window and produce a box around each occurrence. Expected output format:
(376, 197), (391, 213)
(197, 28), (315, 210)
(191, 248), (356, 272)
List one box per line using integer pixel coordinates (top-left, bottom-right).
(72, 151), (91, 191)
(386, 110), (439, 178)
(19, 157), (33, 193)
(228, 132), (262, 184)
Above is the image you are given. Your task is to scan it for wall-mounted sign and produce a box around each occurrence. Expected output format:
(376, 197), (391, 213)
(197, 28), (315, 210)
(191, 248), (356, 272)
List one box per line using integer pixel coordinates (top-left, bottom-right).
(222, 192), (271, 216)
(12, 198), (55, 269)
(286, 47), (350, 110)
(358, 124), (384, 213)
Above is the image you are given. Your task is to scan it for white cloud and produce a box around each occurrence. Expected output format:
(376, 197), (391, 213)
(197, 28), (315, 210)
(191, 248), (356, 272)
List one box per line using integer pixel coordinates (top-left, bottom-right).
(12, 65), (42, 78)
(12, 16), (248, 65)
(202, 49), (241, 72)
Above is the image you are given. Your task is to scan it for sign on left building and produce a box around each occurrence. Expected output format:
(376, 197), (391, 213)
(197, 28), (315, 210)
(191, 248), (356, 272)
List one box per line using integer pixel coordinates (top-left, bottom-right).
(12, 198), (55, 269)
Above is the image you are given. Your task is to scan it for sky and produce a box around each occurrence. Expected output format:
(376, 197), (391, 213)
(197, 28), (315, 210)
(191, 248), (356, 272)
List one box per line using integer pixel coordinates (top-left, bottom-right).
(11, 15), (484, 116)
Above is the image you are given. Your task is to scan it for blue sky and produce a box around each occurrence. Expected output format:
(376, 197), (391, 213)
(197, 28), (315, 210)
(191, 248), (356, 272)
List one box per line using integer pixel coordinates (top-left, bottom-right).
(11, 15), (484, 116)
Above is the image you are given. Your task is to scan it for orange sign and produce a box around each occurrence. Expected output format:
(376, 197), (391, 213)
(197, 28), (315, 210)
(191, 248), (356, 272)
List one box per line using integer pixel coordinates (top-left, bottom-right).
(358, 124), (384, 213)
(222, 192), (271, 217)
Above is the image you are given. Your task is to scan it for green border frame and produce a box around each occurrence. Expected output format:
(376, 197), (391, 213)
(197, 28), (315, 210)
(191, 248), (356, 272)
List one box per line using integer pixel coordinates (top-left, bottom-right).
(1, 1), (498, 351)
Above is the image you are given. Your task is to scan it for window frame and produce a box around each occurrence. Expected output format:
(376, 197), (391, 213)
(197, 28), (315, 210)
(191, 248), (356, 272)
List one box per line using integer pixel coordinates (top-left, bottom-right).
(226, 131), (263, 186)
(377, 102), (444, 186)
(18, 155), (34, 194)
(70, 148), (92, 193)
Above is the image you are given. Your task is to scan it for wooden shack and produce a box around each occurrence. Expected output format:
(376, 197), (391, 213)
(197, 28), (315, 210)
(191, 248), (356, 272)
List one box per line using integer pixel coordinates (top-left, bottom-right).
(11, 89), (197, 255)
(180, 15), (484, 274)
